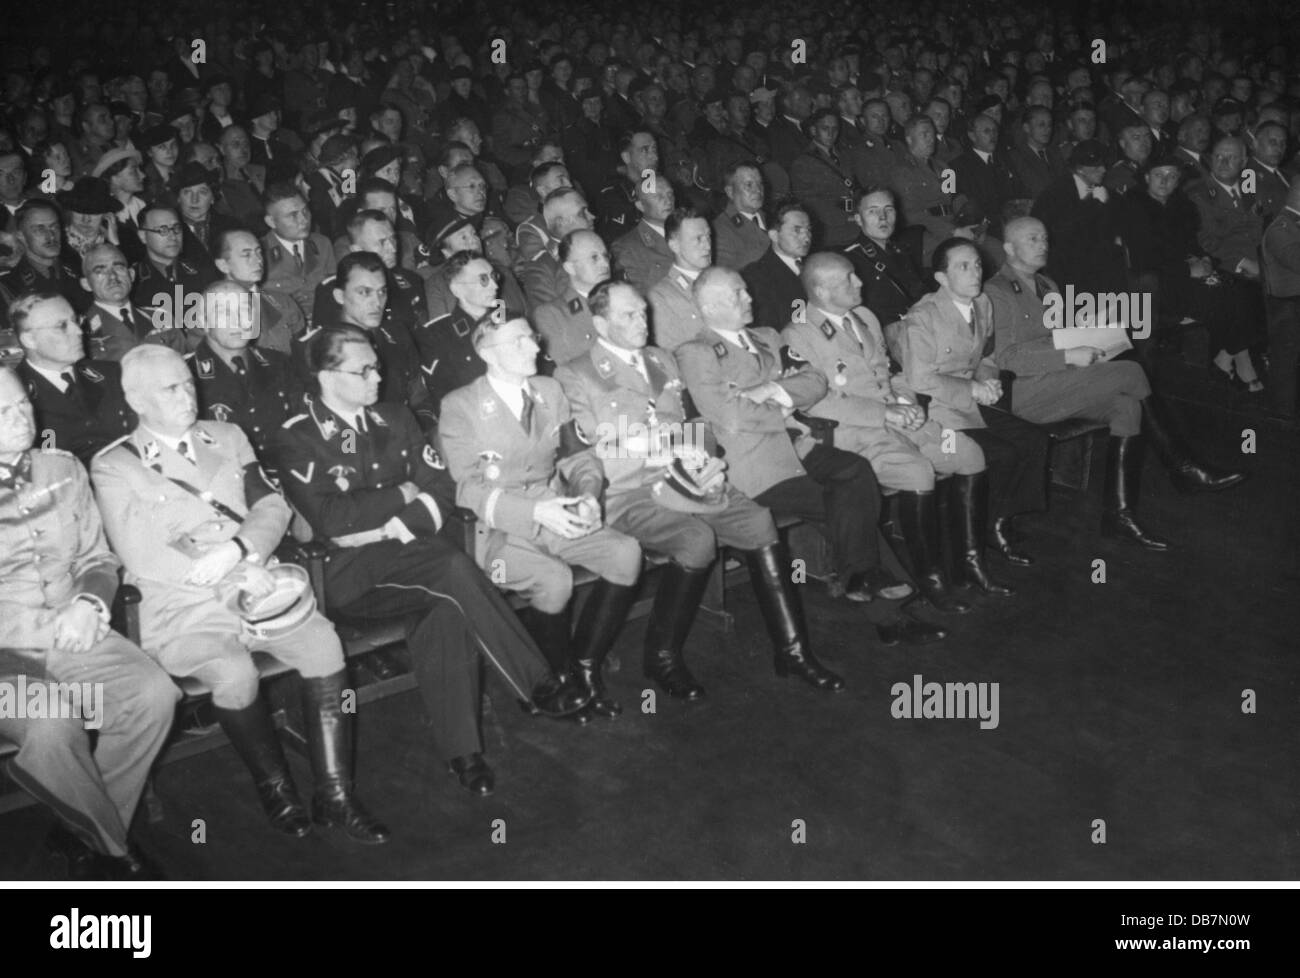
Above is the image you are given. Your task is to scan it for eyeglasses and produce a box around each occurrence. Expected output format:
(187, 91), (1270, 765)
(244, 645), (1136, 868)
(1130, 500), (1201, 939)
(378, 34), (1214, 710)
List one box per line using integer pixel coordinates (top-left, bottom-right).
(143, 224), (184, 236)
(327, 364), (382, 379)
(480, 332), (539, 350)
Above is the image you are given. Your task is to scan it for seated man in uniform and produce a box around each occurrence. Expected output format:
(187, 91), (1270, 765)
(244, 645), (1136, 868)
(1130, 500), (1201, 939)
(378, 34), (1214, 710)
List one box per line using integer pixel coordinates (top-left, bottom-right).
(783, 253), (985, 615)
(92, 344), (390, 844)
(269, 325), (589, 797)
(438, 317), (645, 720)
(189, 280), (306, 454)
(532, 229), (610, 369)
(0, 365), (178, 879)
(213, 228), (304, 356)
(890, 237), (1049, 578)
(11, 292), (134, 465)
(985, 218), (1245, 551)
(80, 243), (182, 361)
(679, 267), (943, 656)
(647, 207), (712, 353)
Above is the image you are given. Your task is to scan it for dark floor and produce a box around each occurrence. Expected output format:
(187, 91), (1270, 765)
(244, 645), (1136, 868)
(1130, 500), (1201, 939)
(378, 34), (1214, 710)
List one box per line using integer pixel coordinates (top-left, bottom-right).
(3, 355), (1297, 881)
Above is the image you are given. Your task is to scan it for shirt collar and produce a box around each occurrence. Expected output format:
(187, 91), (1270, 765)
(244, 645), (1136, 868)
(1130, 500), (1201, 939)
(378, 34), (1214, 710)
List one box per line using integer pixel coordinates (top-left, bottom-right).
(597, 337), (642, 366)
(274, 233), (304, 254)
(30, 362), (74, 390)
(974, 148), (991, 163)
(140, 423), (191, 452)
(486, 372), (530, 411)
(671, 264), (701, 283)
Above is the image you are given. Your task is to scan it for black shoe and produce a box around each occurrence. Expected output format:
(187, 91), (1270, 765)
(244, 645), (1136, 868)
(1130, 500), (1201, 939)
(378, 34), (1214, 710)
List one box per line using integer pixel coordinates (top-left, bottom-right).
(255, 777), (313, 837)
(843, 569), (914, 602)
(1141, 395), (1247, 493)
(644, 648), (706, 700)
(312, 793), (392, 844)
(1102, 435), (1171, 551)
(895, 489), (972, 614)
(774, 644), (846, 691)
(302, 670), (391, 845)
(448, 753), (495, 797)
(877, 616), (948, 646)
(1165, 460), (1247, 493)
(526, 677), (593, 717)
(990, 517), (1034, 566)
(214, 699), (312, 837)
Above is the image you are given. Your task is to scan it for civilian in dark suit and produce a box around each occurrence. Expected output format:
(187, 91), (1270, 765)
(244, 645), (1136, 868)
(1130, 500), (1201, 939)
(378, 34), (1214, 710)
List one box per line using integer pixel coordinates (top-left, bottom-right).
(1008, 107), (1065, 202)
(742, 202), (812, 331)
(1030, 140), (1129, 296)
(950, 113), (1022, 235)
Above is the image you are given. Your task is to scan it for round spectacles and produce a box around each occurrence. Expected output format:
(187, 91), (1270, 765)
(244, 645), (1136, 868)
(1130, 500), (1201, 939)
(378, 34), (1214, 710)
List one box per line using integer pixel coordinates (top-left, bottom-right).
(144, 224), (184, 236)
(327, 364), (382, 379)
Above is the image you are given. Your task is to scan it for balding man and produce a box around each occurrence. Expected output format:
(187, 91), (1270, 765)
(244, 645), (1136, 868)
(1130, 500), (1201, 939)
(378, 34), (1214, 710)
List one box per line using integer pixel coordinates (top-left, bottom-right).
(712, 161), (772, 272)
(11, 293), (134, 465)
(611, 172), (676, 293)
(679, 266), (942, 648)
(532, 230), (610, 368)
(92, 344), (389, 843)
(783, 252), (984, 614)
(79, 243), (181, 361)
(512, 160), (573, 261)
(1261, 183), (1300, 417)
(986, 218), (1245, 551)
(0, 366), (177, 879)
(438, 317), (644, 719)
(188, 281), (305, 454)
(1185, 136), (1265, 282)
(648, 208), (713, 352)
(515, 187), (594, 310)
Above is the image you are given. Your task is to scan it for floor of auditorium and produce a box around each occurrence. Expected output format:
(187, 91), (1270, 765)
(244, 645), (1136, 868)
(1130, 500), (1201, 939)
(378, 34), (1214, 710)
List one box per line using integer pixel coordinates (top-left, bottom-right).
(3, 353), (1296, 882)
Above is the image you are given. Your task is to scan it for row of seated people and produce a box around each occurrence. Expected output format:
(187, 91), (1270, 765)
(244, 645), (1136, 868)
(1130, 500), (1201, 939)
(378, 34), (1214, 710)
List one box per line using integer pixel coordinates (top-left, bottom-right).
(1, 192), (1250, 876)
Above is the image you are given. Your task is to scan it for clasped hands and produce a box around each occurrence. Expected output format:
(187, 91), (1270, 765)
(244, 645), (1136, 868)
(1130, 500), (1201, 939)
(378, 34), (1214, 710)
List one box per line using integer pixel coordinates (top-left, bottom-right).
(535, 493), (603, 540)
(970, 378), (1003, 405)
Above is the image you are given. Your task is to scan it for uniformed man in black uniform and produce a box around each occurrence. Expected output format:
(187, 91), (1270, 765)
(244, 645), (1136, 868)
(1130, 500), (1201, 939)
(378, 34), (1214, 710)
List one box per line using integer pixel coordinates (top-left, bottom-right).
(2, 200), (93, 315)
(843, 188), (929, 331)
(311, 210), (429, 335)
(296, 252), (434, 433)
(189, 281), (305, 454)
(596, 130), (659, 242)
(413, 251), (516, 416)
(130, 202), (215, 351)
(268, 324), (590, 796)
(10, 292), (133, 465)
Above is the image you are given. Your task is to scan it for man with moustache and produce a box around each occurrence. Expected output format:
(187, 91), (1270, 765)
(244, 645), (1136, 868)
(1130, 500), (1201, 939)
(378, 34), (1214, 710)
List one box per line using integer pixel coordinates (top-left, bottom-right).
(80, 243), (181, 361)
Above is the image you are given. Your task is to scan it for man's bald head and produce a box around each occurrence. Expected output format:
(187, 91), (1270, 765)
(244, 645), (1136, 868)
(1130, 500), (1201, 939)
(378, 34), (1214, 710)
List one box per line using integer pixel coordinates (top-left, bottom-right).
(800, 251), (853, 295)
(1002, 216), (1049, 271)
(692, 266), (751, 330)
(1002, 217), (1044, 246)
(0, 365), (35, 456)
(121, 344), (198, 438)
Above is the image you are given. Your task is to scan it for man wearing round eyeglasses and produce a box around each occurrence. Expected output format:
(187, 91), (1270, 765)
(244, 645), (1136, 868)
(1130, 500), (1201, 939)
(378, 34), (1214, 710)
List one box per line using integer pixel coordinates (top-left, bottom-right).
(130, 202), (214, 352)
(438, 317), (643, 722)
(11, 292), (133, 465)
(422, 213), (528, 321)
(416, 250), (520, 417)
(269, 324), (591, 797)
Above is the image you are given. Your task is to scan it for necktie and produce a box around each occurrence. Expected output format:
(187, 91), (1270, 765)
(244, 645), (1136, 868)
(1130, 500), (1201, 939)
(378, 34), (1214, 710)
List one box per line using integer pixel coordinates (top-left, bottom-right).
(737, 331), (757, 356)
(176, 438), (194, 463)
(1035, 148), (1048, 164)
(1229, 188), (1240, 208)
(519, 386), (534, 434)
(0, 451), (32, 489)
(293, 243), (303, 271)
(629, 350), (648, 383)
(119, 306), (131, 324)
(841, 314), (865, 350)
(60, 369), (87, 410)
(232, 354), (247, 376)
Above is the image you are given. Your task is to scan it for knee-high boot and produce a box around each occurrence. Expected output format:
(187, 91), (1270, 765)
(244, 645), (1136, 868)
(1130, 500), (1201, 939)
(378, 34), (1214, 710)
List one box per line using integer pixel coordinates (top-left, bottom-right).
(643, 562), (710, 700)
(1141, 396), (1247, 492)
(570, 579), (638, 717)
(1101, 435), (1170, 551)
(895, 489), (972, 614)
(951, 473), (1014, 597)
(214, 697), (310, 837)
(746, 543), (845, 692)
(301, 670), (391, 845)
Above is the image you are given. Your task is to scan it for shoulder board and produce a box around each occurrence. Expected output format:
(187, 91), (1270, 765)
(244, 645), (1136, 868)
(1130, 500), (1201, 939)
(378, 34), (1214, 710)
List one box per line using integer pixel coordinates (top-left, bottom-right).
(1010, 280), (1021, 293)
(819, 320), (836, 340)
(731, 213), (744, 227)
(568, 297), (583, 314)
(93, 434), (131, 459)
(845, 242), (862, 253)
(183, 351), (196, 361)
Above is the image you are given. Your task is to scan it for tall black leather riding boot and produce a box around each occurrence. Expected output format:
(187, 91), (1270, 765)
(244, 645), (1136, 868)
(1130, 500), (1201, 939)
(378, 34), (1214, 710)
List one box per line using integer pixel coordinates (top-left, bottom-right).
(745, 543), (844, 692)
(1100, 435), (1170, 551)
(1141, 396), (1246, 492)
(214, 697), (310, 837)
(895, 489), (972, 614)
(570, 578), (638, 717)
(951, 473), (1014, 597)
(643, 561), (710, 700)
(301, 670), (391, 845)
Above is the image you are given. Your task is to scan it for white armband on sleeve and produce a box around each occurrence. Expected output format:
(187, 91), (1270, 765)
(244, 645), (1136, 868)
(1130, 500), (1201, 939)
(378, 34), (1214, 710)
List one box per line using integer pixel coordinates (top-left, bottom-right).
(415, 492), (444, 532)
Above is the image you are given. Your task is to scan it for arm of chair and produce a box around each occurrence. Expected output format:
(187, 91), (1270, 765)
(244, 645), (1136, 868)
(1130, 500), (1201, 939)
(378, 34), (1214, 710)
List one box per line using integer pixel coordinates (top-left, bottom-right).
(112, 583), (142, 644)
(446, 507), (479, 556)
(994, 369), (1016, 412)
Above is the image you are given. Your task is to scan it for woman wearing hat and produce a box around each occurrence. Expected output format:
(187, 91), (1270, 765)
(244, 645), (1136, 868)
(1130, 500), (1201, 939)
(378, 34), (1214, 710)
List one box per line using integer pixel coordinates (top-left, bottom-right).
(138, 124), (180, 203)
(94, 147), (147, 247)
